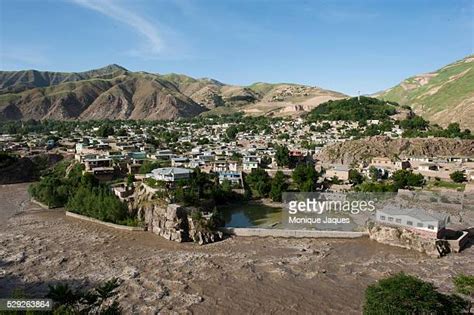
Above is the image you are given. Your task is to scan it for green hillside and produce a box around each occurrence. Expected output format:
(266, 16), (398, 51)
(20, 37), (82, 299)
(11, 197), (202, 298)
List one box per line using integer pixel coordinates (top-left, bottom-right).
(377, 55), (474, 129)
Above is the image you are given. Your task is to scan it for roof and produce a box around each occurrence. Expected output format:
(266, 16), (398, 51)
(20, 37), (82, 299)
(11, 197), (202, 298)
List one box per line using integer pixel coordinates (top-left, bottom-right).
(332, 165), (349, 172)
(151, 167), (193, 176)
(379, 205), (449, 223)
(219, 171), (241, 176)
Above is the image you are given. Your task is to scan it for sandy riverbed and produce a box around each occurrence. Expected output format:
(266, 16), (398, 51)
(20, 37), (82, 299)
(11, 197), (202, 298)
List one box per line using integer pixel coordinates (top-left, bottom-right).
(0, 184), (473, 314)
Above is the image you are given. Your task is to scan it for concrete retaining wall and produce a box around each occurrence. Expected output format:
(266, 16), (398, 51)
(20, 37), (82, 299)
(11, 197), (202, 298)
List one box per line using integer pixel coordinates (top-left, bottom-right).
(447, 231), (470, 253)
(221, 227), (368, 238)
(65, 211), (144, 231)
(30, 198), (55, 209)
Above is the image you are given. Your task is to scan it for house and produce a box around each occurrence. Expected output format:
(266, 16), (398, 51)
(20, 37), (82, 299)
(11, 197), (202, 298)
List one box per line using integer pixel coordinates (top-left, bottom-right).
(394, 160), (411, 170)
(154, 149), (174, 160)
(375, 205), (449, 238)
(218, 171), (243, 186)
(243, 155), (260, 172)
(128, 151), (147, 165)
(83, 156), (113, 171)
(228, 160), (239, 172)
(325, 165), (350, 181)
(212, 160), (228, 172)
(371, 157), (393, 167)
(171, 157), (189, 167)
(418, 163), (438, 171)
(146, 167), (193, 182)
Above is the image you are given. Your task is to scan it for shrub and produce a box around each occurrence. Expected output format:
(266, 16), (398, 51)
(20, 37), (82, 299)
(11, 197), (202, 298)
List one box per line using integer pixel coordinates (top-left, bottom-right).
(453, 274), (474, 296)
(450, 171), (467, 183)
(363, 273), (468, 314)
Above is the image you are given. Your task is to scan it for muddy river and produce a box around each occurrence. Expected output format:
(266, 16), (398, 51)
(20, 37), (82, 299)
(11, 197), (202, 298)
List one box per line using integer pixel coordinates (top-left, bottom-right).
(0, 184), (472, 314)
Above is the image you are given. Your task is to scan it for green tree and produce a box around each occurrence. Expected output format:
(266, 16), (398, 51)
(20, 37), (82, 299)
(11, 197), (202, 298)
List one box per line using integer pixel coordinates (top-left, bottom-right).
(96, 124), (115, 137)
(245, 168), (271, 198)
(274, 145), (290, 167)
(270, 170), (287, 202)
(391, 169), (424, 189)
(399, 116), (429, 130)
(450, 171), (467, 183)
(348, 169), (364, 185)
(225, 125), (239, 140)
(369, 166), (381, 181)
(363, 273), (468, 314)
(292, 164), (319, 192)
(127, 173), (135, 187)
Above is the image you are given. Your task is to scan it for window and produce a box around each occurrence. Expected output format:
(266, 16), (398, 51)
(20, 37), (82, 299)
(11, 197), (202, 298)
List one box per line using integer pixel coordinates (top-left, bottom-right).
(395, 218), (402, 224)
(407, 221), (413, 226)
(380, 215), (386, 221)
(417, 223), (423, 227)
(388, 217), (394, 222)
(428, 225), (435, 230)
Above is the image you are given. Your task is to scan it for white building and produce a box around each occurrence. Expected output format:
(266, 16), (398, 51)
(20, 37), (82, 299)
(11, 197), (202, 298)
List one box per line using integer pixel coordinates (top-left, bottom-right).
(147, 167), (193, 182)
(243, 155), (260, 172)
(375, 205), (449, 238)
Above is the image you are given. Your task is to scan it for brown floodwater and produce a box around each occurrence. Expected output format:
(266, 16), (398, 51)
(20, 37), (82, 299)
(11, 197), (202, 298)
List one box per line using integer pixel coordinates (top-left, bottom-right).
(0, 184), (472, 314)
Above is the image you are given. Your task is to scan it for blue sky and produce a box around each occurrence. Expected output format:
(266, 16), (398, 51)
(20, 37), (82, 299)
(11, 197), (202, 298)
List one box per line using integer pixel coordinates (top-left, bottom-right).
(0, 0), (473, 95)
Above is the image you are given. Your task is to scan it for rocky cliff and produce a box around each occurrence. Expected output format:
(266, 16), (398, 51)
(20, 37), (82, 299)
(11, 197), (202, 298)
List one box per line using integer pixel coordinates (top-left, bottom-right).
(367, 223), (447, 257)
(129, 183), (223, 244)
(317, 136), (474, 165)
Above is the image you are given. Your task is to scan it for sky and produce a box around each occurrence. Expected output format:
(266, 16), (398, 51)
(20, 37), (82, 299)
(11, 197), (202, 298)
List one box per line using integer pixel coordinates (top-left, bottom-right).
(0, 0), (473, 95)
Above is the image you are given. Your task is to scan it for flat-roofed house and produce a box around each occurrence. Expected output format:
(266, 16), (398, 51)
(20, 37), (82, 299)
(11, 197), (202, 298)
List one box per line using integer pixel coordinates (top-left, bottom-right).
(375, 205), (449, 238)
(243, 155), (260, 172)
(371, 157), (393, 167)
(147, 167), (193, 182)
(212, 160), (228, 172)
(218, 171), (243, 186)
(154, 149), (174, 160)
(325, 165), (350, 181)
(84, 156), (113, 171)
(171, 157), (189, 167)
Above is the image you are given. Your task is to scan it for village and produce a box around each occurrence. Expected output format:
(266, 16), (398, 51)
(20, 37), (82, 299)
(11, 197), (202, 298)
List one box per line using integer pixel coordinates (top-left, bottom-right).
(1, 116), (473, 189)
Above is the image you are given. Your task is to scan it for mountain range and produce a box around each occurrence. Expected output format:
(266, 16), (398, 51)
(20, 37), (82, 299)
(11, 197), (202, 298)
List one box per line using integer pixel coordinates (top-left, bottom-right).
(0, 65), (346, 121)
(1, 55), (473, 128)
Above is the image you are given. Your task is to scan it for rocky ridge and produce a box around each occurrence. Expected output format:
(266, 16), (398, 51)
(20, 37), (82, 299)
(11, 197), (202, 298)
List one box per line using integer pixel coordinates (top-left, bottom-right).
(316, 136), (474, 165)
(0, 65), (347, 121)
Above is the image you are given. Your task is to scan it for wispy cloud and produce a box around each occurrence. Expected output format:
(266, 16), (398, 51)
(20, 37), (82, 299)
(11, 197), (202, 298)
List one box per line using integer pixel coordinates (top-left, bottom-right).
(72, 0), (163, 55)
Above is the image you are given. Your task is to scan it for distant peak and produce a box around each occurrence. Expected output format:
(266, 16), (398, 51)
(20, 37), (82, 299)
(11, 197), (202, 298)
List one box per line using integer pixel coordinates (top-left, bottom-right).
(102, 64), (128, 72)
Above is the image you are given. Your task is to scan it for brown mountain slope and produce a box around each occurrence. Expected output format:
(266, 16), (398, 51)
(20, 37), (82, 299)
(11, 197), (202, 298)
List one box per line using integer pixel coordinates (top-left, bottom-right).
(0, 64), (128, 94)
(0, 70), (206, 121)
(0, 65), (346, 121)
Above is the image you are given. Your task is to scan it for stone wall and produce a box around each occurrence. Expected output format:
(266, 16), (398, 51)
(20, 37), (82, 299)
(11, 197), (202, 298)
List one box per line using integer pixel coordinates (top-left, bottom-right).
(367, 223), (448, 257)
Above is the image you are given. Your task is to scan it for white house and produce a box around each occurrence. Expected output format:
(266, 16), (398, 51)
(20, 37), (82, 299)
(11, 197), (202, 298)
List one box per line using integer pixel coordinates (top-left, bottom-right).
(375, 205), (449, 238)
(218, 171), (243, 186)
(243, 155), (260, 172)
(147, 167), (193, 182)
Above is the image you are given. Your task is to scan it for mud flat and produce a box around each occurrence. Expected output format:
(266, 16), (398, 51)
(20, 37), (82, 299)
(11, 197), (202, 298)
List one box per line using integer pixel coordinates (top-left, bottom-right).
(0, 184), (473, 314)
